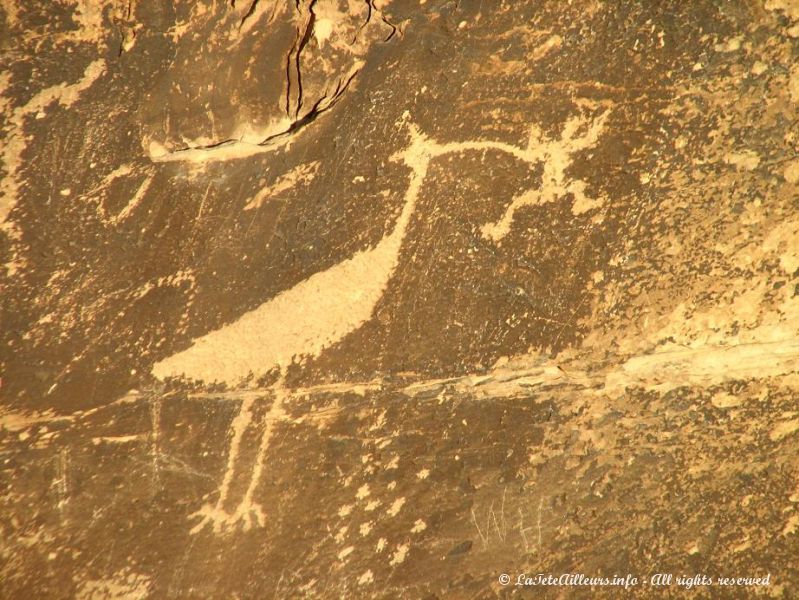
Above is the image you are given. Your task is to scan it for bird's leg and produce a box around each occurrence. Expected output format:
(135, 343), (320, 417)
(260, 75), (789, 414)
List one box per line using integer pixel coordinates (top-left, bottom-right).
(189, 396), (258, 534)
(227, 370), (289, 530)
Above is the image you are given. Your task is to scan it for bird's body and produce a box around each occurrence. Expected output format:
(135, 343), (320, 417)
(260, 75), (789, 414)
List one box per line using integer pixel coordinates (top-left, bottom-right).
(151, 126), (430, 385)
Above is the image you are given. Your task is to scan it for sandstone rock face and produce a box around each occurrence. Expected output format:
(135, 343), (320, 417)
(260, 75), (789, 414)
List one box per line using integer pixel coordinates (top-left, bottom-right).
(2, 1), (799, 597)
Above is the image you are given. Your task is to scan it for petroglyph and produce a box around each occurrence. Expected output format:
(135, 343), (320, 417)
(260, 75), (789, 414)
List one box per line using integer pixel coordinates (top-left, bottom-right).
(481, 108), (610, 242)
(189, 376), (288, 535)
(7, 2), (799, 594)
(153, 109), (611, 387)
(188, 393), (259, 534)
(153, 110), (609, 534)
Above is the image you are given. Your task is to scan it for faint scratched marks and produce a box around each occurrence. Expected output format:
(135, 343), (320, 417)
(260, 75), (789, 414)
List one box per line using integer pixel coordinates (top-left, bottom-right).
(481, 108), (610, 243)
(244, 161), (320, 210)
(113, 172), (155, 224)
(76, 568), (152, 600)
(54, 449), (70, 511)
(1, 59), (106, 274)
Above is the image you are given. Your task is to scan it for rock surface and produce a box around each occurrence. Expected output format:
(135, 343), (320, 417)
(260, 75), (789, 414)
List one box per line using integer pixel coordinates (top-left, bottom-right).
(2, 0), (799, 597)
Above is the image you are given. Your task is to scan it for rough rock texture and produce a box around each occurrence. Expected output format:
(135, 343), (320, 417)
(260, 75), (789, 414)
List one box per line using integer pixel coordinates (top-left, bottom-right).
(2, 0), (799, 598)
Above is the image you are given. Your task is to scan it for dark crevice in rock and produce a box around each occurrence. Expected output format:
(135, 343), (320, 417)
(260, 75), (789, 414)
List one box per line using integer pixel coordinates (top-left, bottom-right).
(151, 64), (360, 162)
(293, 0), (317, 118)
(238, 0), (261, 30)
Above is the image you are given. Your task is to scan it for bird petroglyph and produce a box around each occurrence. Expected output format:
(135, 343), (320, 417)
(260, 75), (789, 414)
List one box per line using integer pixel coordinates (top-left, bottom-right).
(155, 108), (611, 534)
(153, 109), (611, 387)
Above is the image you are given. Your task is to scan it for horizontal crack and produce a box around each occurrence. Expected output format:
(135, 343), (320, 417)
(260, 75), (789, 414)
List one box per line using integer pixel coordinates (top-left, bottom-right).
(148, 64), (361, 164)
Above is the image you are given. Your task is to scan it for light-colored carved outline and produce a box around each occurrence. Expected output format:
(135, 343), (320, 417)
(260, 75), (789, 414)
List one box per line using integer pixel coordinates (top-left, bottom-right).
(180, 109), (611, 535)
